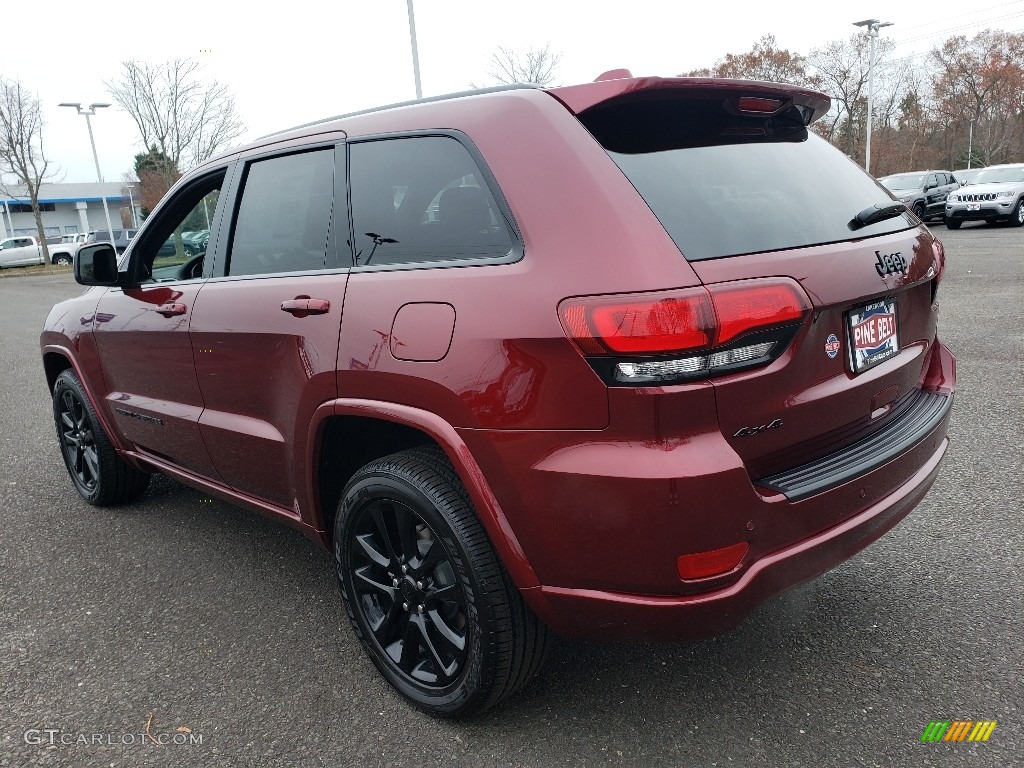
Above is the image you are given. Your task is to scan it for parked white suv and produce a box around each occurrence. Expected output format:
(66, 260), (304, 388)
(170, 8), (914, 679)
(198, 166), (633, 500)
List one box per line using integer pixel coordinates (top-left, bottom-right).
(944, 163), (1024, 229)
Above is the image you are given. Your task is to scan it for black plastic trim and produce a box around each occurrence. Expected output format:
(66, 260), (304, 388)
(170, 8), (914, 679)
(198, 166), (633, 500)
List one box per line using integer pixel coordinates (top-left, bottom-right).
(759, 390), (952, 501)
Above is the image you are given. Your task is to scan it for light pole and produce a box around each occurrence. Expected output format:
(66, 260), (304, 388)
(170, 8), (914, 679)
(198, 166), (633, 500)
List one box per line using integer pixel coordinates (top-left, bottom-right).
(58, 102), (117, 244)
(406, 0), (423, 99)
(967, 119), (975, 169)
(853, 19), (893, 175)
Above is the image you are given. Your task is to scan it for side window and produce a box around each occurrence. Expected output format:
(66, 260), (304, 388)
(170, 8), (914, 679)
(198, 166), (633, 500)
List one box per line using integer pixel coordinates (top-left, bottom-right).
(926, 174), (939, 188)
(139, 173), (224, 283)
(349, 136), (513, 267)
(227, 149), (335, 277)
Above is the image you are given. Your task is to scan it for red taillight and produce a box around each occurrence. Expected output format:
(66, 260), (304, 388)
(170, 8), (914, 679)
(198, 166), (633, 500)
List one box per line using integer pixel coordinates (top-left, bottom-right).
(676, 542), (749, 580)
(931, 238), (945, 285)
(709, 280), (810, 345)
(559, 279), (809, 356)
(589, 294), (714, 353)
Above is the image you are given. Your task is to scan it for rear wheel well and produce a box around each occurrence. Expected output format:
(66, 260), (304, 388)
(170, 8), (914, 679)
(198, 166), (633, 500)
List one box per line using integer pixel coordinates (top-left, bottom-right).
(319, 416), (436, 539)
(43, 352), (73, 392)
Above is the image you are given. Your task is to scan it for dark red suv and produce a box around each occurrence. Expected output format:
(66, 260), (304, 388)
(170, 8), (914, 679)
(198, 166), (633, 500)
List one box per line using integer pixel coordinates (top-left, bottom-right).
(41, 74), (955, 717)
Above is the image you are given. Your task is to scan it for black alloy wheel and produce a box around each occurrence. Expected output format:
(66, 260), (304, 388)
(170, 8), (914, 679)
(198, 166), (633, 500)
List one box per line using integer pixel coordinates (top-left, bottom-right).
(349, 497), (469, 686)
(335, 446), (550, 718)
(57, 385), (100, 495)
(52, 370), (150, 505)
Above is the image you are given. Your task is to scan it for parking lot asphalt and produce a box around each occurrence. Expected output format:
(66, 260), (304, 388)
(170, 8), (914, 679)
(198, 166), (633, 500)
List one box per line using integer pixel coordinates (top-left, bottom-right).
(0, 223), (1020, 768)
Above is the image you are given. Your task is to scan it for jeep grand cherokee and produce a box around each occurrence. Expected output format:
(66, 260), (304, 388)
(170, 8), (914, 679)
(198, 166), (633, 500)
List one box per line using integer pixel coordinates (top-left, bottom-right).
(42, 73), (955, 717)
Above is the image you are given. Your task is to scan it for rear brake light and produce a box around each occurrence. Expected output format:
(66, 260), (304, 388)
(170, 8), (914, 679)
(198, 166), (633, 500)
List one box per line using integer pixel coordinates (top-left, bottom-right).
(677, 542), (749, 580)
(931, 238), (945, 284)
(560, 279), (809, 355)
(710, 281), (809, 345)
(737, 96), (783, 113)
(559, 279), (809, 385)
(588, 293), (714, 354)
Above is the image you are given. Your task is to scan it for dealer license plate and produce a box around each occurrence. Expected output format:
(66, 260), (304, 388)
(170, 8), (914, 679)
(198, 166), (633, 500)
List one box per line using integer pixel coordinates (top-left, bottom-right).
(847, 299), (899, 374)
(967, 203), (981, 211)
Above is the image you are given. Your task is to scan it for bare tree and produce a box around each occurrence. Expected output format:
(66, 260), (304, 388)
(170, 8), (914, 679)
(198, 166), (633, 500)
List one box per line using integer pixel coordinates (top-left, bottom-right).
(0, 78), (59, 263)
(680, 35), (820, 89)
(931, 30), (1024, 166)
(484, 45), (562, 86)
(808, 33), (896, 163)
(107, 58), (245, 191)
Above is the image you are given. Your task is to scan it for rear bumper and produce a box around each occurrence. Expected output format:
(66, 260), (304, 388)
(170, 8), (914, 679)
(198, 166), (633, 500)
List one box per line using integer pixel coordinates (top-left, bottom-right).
(523, 435), (948, 640)
(460, 340), (956, 640)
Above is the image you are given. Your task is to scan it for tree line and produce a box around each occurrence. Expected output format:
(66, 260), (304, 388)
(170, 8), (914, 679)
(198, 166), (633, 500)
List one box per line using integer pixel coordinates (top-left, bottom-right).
(682, 30), (1024, 175)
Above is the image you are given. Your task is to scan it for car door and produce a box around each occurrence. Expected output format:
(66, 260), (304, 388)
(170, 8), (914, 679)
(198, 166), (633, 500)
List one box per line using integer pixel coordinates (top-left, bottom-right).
(0, 237), (34, 266)
(189, 140), (349, 512)
(90, 168), (230, 479)
(922, 173), (942, 216)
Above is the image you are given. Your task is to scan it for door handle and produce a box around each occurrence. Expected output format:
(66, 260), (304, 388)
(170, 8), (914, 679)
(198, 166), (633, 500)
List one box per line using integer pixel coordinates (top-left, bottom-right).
(155, 303), (188, 317)
(280, 297), (330, 317)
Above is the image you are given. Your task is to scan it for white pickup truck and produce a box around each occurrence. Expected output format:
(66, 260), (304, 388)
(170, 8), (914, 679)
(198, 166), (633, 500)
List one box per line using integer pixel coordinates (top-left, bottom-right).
(47, 232), (89, 266)
(0, 235), (45, 268)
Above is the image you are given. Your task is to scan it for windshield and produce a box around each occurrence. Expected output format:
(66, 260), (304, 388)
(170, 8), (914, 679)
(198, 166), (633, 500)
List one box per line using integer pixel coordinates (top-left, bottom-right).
(580, 96), (913, 261)
(969, 166), (1024, 185)
(881, 174), (926, 191)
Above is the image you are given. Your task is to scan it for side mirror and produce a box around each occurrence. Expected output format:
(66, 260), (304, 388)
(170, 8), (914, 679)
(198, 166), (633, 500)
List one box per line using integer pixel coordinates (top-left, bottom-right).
(75, 244), (120, 286)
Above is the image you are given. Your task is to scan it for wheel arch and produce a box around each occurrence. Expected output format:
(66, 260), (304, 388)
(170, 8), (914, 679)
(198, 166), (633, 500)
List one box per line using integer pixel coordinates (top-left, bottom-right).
(41, 345), (133, 457)
(312, 399), (540, 589)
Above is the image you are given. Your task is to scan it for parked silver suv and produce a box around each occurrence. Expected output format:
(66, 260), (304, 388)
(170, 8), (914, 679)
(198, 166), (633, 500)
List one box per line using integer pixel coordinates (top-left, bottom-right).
(879, 170), (958, 222)
(944, 163), (1024, 229)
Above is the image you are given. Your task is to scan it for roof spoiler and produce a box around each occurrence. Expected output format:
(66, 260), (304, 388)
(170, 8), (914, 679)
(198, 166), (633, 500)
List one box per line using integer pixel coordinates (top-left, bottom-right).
(549, 76), (831, 126)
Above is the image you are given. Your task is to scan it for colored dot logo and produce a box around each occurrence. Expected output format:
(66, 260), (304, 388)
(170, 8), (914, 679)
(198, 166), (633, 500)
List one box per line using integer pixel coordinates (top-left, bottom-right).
(824, 333), (841, 359)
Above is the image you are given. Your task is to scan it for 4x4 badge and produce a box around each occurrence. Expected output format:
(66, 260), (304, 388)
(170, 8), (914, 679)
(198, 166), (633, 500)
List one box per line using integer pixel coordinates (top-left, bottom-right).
(733, 419), (783, 438)
(875, 250), (907, 277)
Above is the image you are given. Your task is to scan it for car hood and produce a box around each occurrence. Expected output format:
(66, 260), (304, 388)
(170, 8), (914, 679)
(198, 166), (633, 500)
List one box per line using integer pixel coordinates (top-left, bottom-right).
(954, 183), (1022, 196)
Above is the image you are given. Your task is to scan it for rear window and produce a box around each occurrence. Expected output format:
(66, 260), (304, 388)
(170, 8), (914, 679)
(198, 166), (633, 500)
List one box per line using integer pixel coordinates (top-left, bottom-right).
(579, 96), (914, 262)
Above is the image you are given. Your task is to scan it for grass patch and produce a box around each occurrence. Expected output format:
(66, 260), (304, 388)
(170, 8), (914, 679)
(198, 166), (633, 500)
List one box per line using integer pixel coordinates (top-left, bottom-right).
(0, 264), (73, 278)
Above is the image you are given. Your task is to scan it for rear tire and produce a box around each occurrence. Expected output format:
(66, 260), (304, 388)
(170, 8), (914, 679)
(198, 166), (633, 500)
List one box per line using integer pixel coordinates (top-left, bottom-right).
(334, 446), (551, 718)
(52, 370), (150, 505)
(53, 254), (72, 266)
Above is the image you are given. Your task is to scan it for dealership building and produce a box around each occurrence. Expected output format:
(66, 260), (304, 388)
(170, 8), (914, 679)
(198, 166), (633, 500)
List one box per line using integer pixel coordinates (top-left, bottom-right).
(0, 182), (142, 239)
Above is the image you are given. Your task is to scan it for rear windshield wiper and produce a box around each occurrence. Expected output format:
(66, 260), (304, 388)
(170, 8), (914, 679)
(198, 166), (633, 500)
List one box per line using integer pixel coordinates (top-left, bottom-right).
(849, 202), (908, 231)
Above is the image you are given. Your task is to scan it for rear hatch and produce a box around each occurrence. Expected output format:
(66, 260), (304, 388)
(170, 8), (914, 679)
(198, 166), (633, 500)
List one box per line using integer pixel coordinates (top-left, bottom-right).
(555, 77), (944, 483)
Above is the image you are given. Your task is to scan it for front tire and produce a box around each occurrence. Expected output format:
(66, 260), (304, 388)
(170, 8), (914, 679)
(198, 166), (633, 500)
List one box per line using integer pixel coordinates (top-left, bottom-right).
(334, 446), (550, 718)
(52, 370), (150, 505)
(946, 219), (962, 230)
(912, 202), (926, 221)
(1011, 199), (1024, 227)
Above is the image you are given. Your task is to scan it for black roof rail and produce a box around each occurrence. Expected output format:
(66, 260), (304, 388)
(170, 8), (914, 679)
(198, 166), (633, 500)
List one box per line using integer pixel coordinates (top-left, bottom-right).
(258, 83), (541, 140)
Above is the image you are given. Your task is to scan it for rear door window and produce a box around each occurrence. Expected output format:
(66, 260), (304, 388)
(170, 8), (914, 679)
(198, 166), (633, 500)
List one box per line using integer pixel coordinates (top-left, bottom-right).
(348, 136), (513, 267)
(579, 96), (915, 262)
(227, 149), (336, 277)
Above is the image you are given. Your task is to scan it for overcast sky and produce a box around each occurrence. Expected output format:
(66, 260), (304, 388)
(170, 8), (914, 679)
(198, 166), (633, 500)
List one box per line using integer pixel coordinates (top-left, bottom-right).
(5, 1), (1023, 184)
